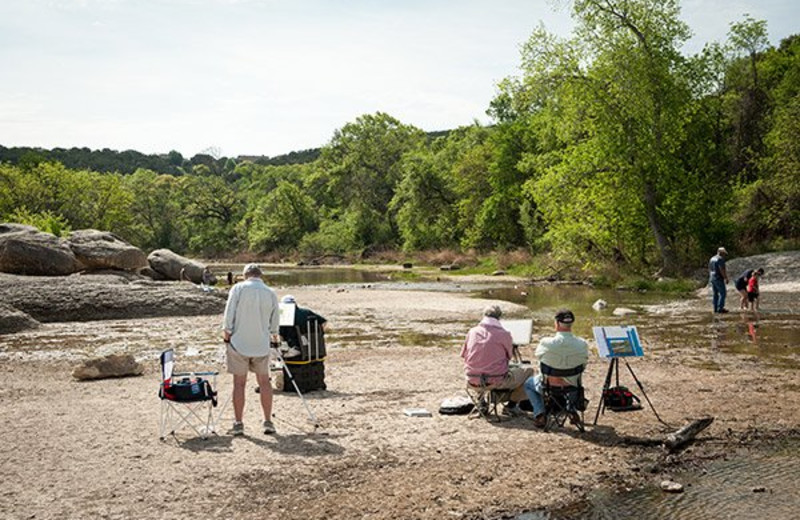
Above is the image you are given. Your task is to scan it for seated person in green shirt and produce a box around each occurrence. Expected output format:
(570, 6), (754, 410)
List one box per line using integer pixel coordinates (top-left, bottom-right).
(523, 309), (589, 427)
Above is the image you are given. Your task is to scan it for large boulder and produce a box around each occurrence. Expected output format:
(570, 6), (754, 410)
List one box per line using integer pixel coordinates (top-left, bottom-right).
(72, 353), (144, 381)
(67, 229), (148, 271)
(0, 272), (226, 323)
(0, 224), (80, 276)
(0, 302), (41, 334)
(147, 249), (211, 283)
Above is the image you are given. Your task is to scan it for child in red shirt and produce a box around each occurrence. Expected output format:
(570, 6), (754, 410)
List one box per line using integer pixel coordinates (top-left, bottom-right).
(747, 270), (761, 311)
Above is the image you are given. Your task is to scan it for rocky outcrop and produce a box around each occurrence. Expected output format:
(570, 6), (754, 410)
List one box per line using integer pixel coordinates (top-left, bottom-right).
(0, 303), (41, 334)
(67, 230), (148, 271)
(0, 272), (226, 323)
(147, 248), (215, 284)
(0, 224), (80, 276)
(72, 354), (144, 381)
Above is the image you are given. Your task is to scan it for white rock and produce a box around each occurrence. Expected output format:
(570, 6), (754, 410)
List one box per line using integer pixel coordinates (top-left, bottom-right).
(613, 307), (638, 316)
(592, 299), (608, 311)
(660, 480), (684, 493)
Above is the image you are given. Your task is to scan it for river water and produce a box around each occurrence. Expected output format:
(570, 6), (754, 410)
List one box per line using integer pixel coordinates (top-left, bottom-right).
(519, 439), (800, 519)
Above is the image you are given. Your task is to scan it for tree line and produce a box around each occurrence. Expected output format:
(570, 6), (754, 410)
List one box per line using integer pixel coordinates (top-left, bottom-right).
(1, 1), (797, 276)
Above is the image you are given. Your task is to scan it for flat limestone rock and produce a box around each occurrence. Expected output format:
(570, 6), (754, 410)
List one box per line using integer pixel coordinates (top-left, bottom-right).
(0, 303), (40, 334)
(660, 480), (684, 493)
(0, 272), (225, 324)
(72, 354), (144, 381)
(613, 307), (638, 316)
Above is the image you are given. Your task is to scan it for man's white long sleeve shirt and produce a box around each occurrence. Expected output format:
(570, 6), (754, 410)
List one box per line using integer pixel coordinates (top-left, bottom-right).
(222, 278), (279, 357)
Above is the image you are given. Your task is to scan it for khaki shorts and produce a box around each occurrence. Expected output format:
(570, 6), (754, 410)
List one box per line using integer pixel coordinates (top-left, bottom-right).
(493, 365), (534, 391)
(226, 344), (271, 375)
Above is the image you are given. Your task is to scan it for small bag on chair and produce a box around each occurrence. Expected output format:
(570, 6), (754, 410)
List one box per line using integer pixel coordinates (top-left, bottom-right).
(163, 376), (218, 406)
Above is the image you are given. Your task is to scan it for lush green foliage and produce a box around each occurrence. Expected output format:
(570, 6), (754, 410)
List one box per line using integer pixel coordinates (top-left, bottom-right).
(1, 2), (797, 274)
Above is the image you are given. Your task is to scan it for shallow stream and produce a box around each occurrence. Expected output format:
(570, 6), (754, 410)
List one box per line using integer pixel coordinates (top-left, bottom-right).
(520, 439), (800, 519)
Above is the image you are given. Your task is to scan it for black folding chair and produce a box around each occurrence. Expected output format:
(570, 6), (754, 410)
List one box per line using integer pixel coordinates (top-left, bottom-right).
(540, 363), (587, 432)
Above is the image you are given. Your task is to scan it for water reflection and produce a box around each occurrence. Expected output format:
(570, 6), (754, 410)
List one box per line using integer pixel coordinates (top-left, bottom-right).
(477, 285), (800, 363)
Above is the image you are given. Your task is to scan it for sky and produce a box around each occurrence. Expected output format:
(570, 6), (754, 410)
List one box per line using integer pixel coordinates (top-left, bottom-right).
(0, 0), (797, 159)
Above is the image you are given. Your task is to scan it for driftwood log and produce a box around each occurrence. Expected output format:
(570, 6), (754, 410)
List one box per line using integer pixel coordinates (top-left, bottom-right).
(664, 417), (715, 452)
(615, 417), (715, 452)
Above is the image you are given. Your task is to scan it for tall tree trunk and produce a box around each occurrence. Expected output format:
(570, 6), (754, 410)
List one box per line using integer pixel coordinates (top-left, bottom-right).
(642, 180), (678, 275)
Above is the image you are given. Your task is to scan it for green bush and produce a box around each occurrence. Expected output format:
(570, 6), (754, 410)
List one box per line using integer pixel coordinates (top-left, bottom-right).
(7, 208), (71, 237)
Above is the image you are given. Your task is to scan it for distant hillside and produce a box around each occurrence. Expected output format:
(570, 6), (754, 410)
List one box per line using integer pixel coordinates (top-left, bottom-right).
(0, 145), (185, 175)
(0, 129), (452, 175)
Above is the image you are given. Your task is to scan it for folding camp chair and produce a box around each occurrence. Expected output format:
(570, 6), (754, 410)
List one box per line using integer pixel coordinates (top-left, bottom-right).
(465, 373), (513, 422)
(158, 349), (223, 440)
(540, 363), (587, 433)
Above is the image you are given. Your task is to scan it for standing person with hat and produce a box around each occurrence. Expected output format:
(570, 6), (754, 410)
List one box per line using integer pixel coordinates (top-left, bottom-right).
(709, 247), (730, 313)
(222, 264), (280, 435)
(523, 309), (589, 428)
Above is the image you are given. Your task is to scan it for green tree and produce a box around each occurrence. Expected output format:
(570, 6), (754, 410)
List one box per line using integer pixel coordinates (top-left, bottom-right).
(736, 35), (800, 247)
(124, 169), (186, 251)
(180, 174), (243, 255)
(497, 0), (704, 274)
(313, 112), (425, 251)
(390, 150), (458, 250)
(247, 181), (318, 252)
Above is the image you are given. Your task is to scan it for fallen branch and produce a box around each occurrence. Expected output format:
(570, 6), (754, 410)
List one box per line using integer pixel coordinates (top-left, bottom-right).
(664, 417), (715, 453)
(608, 417), (715, 452)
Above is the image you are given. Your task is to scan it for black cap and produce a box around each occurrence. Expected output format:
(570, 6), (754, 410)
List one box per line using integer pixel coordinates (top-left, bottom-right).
(555, 309), (575, 324)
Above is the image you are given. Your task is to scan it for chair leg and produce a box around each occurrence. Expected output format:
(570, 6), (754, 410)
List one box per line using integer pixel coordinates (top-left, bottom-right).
(466, 387), (490, 420)
(160, 401), (216, 440)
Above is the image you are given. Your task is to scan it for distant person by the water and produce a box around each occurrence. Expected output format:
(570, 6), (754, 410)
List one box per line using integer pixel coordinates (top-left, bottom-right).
(735, 267), (764, 310)
(746, 269), (761, 311)
(708, 247), (729, 313)
(201, 267), (213, 292)
(227, 271), (234, 285)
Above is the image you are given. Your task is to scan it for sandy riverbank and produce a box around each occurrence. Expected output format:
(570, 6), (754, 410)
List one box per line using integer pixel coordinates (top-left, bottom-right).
(1, 283), (799, 519)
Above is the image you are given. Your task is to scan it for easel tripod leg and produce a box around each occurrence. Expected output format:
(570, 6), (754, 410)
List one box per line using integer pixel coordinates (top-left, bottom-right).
(593, 358), (616, 425)
(623, 360), (668, 426)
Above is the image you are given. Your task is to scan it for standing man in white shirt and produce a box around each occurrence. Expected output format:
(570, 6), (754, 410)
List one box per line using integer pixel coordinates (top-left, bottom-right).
(222, 264), (280, 435)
